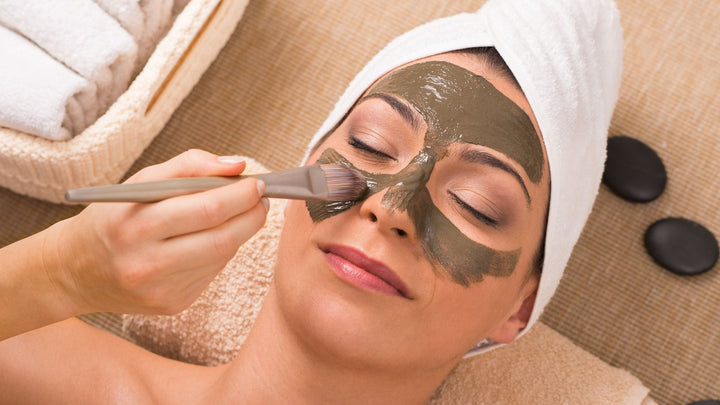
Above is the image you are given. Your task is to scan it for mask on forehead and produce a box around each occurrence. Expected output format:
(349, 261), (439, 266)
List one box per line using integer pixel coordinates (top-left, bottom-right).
(307, 61), (545, 286)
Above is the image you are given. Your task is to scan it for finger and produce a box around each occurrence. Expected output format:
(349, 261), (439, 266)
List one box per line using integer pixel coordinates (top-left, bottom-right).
(136, 177), (266, 239)
(155, 198), (269, 272)
(127, 150), (247, 183)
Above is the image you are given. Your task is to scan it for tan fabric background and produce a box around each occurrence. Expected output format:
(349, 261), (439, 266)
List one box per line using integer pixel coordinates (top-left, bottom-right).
(2, 1), (718, 403)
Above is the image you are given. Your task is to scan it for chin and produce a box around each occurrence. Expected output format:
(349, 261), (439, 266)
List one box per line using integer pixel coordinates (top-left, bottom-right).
(274, 232), (405, 368)
(274, 201), (468, 371)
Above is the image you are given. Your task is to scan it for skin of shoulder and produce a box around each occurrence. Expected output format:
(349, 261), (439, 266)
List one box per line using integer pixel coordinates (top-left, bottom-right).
(0, 318), (222, 404)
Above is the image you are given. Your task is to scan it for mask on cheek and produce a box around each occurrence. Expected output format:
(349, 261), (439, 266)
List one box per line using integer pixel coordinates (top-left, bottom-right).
(307, 147), (519, 287)
(307, 60), (545, 286)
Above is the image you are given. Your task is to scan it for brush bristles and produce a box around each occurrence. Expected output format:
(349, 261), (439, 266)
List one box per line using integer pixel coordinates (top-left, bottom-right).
(319, 164), (367, 201)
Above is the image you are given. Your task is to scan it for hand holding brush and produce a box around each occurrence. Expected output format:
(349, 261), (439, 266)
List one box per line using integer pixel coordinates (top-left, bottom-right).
(1, 150), (367, 340)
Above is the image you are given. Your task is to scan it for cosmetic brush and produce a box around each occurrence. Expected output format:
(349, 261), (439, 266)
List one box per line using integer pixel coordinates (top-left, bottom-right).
(65, 164), (367, 203)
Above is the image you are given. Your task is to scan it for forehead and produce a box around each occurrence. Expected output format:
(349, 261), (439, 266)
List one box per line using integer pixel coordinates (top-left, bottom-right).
(366, 60), (545, 184)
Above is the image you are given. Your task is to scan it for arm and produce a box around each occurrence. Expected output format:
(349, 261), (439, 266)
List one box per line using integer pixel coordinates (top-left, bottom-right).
(0, 149), (269, 340)
(0, 318), (223, 404)
(0, 225), (79, 341)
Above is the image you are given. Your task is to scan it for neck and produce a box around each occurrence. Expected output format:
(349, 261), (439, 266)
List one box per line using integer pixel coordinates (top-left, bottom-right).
(212, 286), (452, 404)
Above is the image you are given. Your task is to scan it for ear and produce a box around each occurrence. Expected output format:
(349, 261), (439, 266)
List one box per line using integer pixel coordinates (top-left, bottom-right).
(486, 289), (537, 344)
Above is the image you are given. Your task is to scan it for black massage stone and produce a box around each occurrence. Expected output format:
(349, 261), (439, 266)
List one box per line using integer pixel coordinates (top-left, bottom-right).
(603, 135), (667, 202)
(644, 218), (719, 276)
(688, 401), (720, 405)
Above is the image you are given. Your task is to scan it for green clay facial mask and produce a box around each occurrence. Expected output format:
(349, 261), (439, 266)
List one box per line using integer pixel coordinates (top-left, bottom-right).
(307, 61), (545, 286)
(308, 148), (520, 286)
(371, 61), (544, 183)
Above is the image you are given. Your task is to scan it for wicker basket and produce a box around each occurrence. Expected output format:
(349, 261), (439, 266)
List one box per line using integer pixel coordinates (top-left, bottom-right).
(0, 0), (249, 203)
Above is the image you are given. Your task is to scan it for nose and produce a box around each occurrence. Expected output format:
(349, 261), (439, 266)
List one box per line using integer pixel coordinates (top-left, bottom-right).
(358, 188), (415, 239)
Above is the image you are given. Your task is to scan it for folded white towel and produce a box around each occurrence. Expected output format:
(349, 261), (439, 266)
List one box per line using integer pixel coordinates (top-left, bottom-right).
(139, 0), (173, 64)
(305, 0), (623, 357)
(92, 0), (146, 65)
(0, 0), (138, 117)
(0, 25), (97, 140)
(92, 0), (145, 42)
(94, 0), (174, 69)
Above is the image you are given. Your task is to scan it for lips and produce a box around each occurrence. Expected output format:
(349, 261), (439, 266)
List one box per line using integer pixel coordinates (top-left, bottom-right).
(322, 244), (411, 299)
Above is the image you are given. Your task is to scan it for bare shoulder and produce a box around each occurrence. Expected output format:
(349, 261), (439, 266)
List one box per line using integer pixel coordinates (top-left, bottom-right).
(0, 318), (220, 404)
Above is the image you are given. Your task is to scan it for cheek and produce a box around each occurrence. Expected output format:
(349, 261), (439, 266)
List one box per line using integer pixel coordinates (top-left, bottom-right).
(278, 200), (314, 254)
(284, 199), (313, 230)
(275, 200), (318, 304)
(428, 279), (520, 342)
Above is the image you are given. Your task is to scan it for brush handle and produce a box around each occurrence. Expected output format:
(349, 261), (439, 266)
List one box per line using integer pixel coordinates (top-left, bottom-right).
(64, 168), (320, 203)
(65, 177), (242, 203)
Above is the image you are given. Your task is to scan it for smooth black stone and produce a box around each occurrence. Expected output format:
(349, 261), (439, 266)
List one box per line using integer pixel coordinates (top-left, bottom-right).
(688, 401), (720, 405)
(603, 135), (667, 202)
(644, 218), (719, 275)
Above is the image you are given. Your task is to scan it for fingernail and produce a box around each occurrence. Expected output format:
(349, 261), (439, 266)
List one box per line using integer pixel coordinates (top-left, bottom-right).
(256, 179), (266, 196)
(262, 197), (270, 212)
(218, 155), (244, 164)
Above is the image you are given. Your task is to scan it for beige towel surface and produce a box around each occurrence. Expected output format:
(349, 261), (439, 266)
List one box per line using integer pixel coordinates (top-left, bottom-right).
(430, 324), (654, 404)
(123, 158), (651, 403)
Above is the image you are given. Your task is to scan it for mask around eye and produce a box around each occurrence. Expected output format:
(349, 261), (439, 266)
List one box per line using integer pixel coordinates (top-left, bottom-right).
(307, 60), (540, 286)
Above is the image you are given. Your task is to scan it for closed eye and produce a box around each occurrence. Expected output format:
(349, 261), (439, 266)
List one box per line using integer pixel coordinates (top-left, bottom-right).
(348, 135), (396, 161)
(449, 191), (499, 228)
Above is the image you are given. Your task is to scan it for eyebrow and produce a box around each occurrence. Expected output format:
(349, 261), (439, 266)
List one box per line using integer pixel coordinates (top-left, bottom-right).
(361, 93), (424, 133)
(459, 148), (532, 206)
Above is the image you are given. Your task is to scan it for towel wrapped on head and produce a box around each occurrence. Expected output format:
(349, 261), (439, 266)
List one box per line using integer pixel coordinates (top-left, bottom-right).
(304, 0), (623, 355)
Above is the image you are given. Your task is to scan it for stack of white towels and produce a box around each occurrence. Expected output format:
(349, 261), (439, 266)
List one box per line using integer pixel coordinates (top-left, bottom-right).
(0, 0), (190, 141)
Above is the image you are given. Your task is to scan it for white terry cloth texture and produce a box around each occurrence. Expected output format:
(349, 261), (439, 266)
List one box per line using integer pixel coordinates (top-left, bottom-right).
(0, 25), (97, 141)
(91, 0), (146, 66)
(304, 0), (623, 356)
(93, 0), (174, 70)
(0, 0), (138, 119)
(92, 0), (145, 44)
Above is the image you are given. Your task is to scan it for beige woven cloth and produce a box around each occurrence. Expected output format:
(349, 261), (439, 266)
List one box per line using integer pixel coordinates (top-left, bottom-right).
(3, 0), (720, 403)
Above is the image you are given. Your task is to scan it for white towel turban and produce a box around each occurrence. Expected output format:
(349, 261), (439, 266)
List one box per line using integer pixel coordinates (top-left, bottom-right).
(304, 0), (623, 356)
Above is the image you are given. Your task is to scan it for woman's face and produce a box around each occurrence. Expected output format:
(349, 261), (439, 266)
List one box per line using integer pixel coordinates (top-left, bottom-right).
(274, 52), (550, 372)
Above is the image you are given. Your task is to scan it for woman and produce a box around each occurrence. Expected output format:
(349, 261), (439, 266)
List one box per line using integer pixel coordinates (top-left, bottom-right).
(0, 0), (622, 402)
